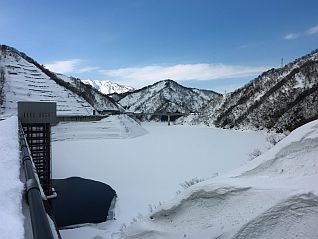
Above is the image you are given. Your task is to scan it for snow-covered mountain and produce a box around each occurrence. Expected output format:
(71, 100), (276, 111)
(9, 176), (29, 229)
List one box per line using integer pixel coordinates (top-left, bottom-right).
(81, 79), (134, 95)
(179, 49), (318, 132)
(121, 119), (318, 239)
(118, 79), (222, 114)
(0, 45), (122, 116)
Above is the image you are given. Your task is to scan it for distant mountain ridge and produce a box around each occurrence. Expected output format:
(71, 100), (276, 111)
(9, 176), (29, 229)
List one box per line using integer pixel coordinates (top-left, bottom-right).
(117, 79), (222, 114)
(81, 79), (134, 95)
(179, 49), (318, 132)
(0, 45), (123, 116)
(2, 44), (316, 132)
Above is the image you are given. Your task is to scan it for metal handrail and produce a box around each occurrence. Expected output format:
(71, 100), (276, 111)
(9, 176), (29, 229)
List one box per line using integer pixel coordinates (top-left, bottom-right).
(19, 122), (54, 239)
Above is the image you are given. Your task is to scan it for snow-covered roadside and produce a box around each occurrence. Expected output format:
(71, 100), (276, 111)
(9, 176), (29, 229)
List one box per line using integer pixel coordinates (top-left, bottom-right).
(121, 120), (318, 239)
(0, 116), (24, 239)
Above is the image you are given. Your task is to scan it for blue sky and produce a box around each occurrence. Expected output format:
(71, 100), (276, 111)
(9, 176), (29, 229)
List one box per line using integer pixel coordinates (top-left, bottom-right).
(1, 0), (318, 92)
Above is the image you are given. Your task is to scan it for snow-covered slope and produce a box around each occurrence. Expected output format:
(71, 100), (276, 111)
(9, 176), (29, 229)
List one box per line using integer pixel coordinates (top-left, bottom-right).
(52, 114), (147, 141)
(121, 119), (318, 239)
(118, 79), (222, 113)
(81, 79), (134, 95)
(0, 45), (122, 116)
(179, 50), (318, 132)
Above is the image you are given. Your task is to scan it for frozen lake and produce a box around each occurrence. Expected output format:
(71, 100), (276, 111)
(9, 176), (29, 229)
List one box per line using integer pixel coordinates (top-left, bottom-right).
(52, 115), (270, 239)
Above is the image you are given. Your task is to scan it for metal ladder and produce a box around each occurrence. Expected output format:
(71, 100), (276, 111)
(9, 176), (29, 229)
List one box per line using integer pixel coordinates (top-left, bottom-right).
(22, 123), (52, 196)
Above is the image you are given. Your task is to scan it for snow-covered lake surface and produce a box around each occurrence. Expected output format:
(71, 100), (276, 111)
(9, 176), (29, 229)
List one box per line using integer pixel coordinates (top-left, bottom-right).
(121, 120), (318, 239)
(52, 115), (270, 239)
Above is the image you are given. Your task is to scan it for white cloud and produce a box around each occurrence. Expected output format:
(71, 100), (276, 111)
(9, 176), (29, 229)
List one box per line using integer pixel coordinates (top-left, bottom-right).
(45, 59), (82, 74)
(306, 24), (318, 35)
(284, 33), (299, 40)
(283, 24), (318, 40)
(78, 66), (100, 73)
(100, 63), (269, 88)
(45, 60), (100, 75)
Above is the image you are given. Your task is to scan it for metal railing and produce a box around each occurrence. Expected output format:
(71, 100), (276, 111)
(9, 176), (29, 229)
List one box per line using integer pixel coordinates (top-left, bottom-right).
(19, 122), (54, 239)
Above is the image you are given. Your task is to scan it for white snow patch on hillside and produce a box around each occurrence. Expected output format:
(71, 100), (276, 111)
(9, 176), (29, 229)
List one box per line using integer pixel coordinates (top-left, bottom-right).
(81, 79), (134, 95)
(52, 120), (269, 239)
(121, 120), (318, 239)
(0, 116), (24, 239)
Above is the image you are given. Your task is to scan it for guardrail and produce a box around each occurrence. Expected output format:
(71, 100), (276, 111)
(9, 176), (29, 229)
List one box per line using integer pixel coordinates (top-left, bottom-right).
(19, 122), (55, 239)
(57, 115), (108, 122)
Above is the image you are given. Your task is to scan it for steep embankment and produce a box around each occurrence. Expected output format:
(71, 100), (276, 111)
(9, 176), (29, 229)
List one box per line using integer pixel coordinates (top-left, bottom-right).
(0, 45), (122, 116)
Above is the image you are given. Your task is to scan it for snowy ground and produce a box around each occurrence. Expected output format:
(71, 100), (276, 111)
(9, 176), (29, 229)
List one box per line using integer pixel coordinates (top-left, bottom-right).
(121, 120), (318, 239)
(0, 116), (24, 239)
(52, 115), (270, 239)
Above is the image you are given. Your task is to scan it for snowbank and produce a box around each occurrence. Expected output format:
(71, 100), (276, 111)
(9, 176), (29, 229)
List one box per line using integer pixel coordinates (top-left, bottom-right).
(0, 116), (24, 239)
(121, 120), (318, 239)
(52, 115), (148, 141)
(228, 119), (318, 178)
